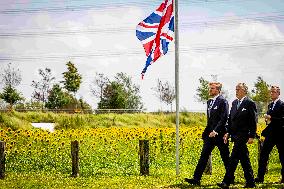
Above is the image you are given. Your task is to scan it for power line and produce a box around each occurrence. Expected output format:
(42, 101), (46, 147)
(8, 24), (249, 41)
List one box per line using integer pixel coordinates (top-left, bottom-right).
(1, 9), (283, 35)
(1, 40), (284, 62)
(181, 40), (284, 52)
(182, 14), (284, 28)
(0, 27), (134, 37)
(0, 2), (163, 14)
(0, 0), (264, 15)
(0, 0), (257, 7)
(0, 0), (163, 6)
(1, 15), (284, 38)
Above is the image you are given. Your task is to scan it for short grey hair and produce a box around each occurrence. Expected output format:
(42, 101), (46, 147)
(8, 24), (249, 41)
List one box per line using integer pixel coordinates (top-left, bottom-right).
(237, 83), (248, 94)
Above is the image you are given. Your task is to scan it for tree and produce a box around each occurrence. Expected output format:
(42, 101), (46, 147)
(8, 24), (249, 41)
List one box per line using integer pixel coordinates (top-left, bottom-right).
(195, 77), (210, 103)
(0, 63), (23, 108)
(115, 72), (143, 109)
(98, 81), (127, 109)
(195, 77), (229, 104)
(78, 97), (92, 110)
(97, 72), (143, 109)
(0, 85), (23, 108)
(90, 72), (109, 101)
(31, 68), (55, 105)
(152, 79), (175, 111)
(45, 84), (92, 111)
(251, 76), (270, 113)
(15, 100), (44, 110)
(0, 63), (22, 88)
(62, 61), (82, 96)
(45, 84), (70, 109)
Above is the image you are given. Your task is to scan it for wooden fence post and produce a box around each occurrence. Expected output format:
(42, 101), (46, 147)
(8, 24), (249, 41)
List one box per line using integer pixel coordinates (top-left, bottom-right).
(139, 140), (149, 176)
(204, 153), (212, 175)
(0, 141), (5, 179)
(71, 140), (79, 177)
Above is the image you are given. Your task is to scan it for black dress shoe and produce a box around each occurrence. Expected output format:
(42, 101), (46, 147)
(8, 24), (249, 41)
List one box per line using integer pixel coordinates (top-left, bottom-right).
(184, 178), (200, 185)
(254, 177), (263, 183)
(243, 183), (256, 188)
(217, 182), (229, 189)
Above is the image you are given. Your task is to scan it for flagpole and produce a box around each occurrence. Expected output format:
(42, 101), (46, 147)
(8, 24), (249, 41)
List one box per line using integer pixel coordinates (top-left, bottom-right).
(174, 0), (180, 175)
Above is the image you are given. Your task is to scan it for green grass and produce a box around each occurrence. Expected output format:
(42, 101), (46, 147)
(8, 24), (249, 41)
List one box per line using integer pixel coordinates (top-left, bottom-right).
(1, 170), (283, 189)
(0, 111), (208, 130)
(0, 112), (32, 130)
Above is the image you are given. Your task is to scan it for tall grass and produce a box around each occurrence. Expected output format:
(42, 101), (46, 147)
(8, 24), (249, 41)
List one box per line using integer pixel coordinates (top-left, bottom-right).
(0, 112), (211, 130)
(0, 112), (32, 130)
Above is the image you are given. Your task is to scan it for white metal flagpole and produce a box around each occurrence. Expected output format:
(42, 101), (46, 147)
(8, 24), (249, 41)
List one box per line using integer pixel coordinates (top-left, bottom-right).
(174, 0), (180, 175)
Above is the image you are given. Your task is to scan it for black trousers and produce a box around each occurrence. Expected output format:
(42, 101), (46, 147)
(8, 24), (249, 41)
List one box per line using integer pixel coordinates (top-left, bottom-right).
(257, 136), (284, 179)
(193, 137), (230, 181)
(223, 139), (254, 185)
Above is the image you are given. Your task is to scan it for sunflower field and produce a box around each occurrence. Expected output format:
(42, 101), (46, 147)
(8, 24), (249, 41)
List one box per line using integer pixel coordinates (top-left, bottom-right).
(0, 113), (283, 188)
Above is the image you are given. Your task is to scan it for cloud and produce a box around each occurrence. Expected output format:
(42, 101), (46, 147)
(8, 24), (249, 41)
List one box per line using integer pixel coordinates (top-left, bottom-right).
(1, 6), (284, 111)
(177, 19), (284, 107)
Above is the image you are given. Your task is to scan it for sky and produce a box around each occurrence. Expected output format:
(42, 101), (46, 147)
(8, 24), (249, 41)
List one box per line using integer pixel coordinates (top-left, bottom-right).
(1, 0), (284, 112)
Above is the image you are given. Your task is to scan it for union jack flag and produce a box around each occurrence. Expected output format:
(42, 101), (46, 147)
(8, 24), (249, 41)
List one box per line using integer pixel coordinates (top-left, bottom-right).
(136, 0), (174, 79)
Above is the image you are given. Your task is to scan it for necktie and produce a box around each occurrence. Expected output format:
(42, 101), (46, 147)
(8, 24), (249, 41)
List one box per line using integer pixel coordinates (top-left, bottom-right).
(271, 102), (275, 110)
(208, 99), (214, 118)
(237, 100), (241, 109)
(209, 100), (214, 109)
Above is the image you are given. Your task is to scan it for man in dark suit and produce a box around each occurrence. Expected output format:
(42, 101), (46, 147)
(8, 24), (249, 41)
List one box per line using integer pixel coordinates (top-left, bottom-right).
(255, 85), (284, 184)
(185, 82), (230, 186)
(218, 83), (257, 189)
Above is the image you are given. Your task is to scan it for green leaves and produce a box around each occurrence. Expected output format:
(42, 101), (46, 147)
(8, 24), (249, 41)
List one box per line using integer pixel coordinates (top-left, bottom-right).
(45, 84), (70, 109)
(98, 72), (143, 110)
(62, 61), (82, 94)
(0, 85), (23, 108)
(0, 63), (23, 108)
(251, 76), (271, 113)
(195, 77), (210, 103)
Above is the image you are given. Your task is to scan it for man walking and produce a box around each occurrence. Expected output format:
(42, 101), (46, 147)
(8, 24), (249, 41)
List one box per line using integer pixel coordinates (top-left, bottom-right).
(218, 83), (257, 188)
(255, 85), (284, 184)
(185, 82), (230, 186)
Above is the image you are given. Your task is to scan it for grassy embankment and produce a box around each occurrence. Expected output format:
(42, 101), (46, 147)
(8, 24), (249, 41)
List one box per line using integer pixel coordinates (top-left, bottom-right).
(0, 111), (207, 130)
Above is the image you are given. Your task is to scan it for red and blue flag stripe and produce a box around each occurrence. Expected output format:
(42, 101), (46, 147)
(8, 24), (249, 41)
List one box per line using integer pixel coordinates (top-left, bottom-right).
(136, 0), (174, 79)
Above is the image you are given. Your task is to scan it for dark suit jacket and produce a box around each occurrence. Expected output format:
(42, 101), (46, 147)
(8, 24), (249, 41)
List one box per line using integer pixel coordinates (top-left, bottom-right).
(227, 97), (257, 142)
(262, 99), (284, 138)
(202, 95), (229, 139)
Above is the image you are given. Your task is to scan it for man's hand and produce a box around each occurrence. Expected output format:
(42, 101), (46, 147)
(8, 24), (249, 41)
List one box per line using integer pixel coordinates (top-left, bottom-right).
(223, 133), (229, 144)
(247, 138), (254, 144)
(209, 130), (218, 138)
(264, 114), (271, 124)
